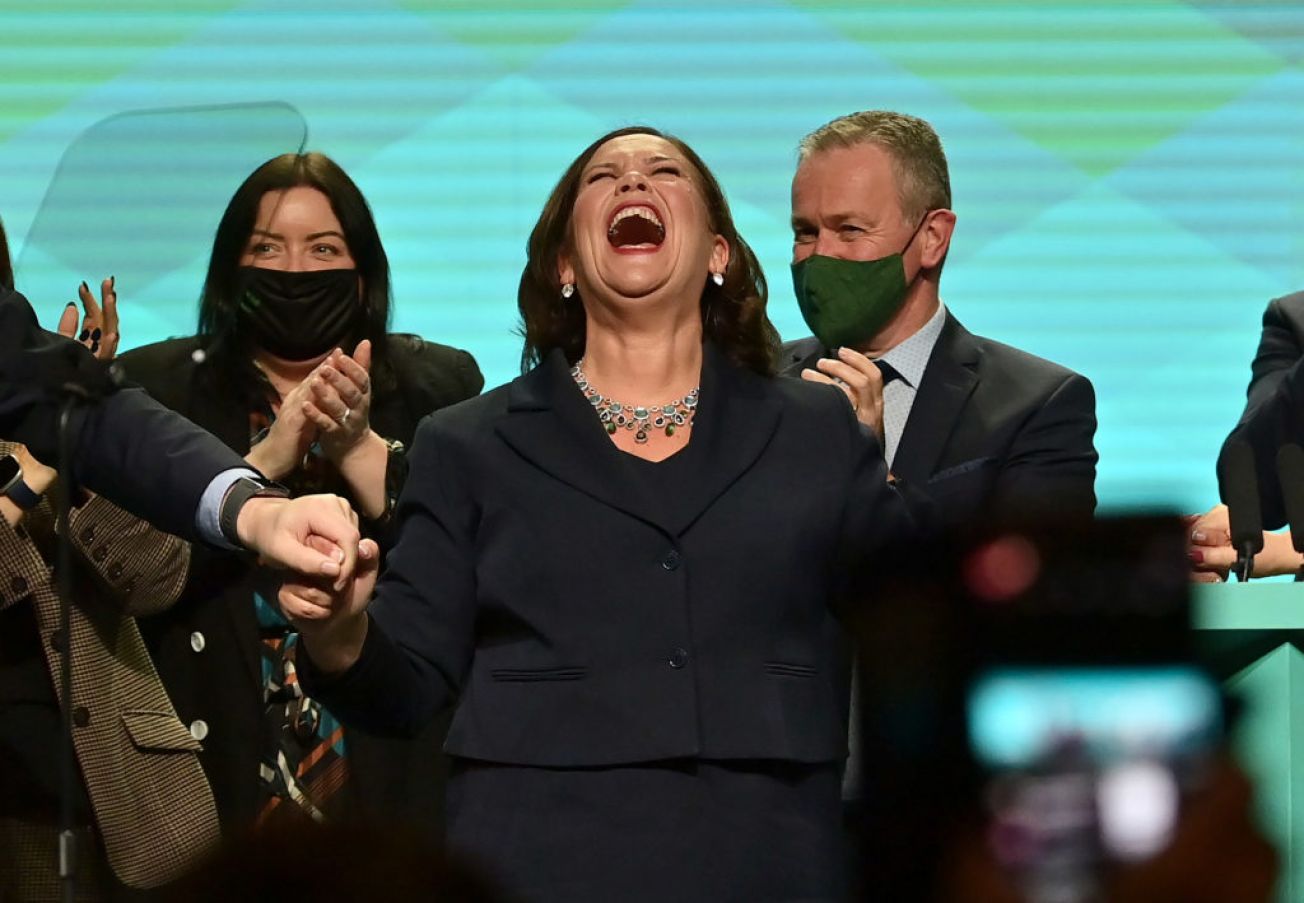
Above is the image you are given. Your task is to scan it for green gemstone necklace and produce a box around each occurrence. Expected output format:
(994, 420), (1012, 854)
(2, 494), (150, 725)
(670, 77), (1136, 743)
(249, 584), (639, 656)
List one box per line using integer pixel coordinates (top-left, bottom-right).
(570, 359), (699, 444)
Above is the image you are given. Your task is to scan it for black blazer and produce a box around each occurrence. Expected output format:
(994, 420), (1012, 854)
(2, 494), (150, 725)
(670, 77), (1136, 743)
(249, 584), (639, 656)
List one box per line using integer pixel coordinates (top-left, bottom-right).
(780, 311), (1098, 524)
(116, 334), (483, 835)
(304, 344), (918, 767)
(0, 287), (242, 540)
(1218, 291), (1304, 529)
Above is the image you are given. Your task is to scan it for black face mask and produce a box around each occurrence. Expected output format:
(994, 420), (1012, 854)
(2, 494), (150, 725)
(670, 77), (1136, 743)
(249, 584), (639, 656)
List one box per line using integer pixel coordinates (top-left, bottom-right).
(237, 267), (362, 361)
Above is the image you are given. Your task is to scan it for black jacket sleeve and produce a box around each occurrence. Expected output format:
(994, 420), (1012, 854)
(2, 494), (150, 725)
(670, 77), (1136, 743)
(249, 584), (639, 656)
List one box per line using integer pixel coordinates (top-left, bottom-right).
(1218, 294), (1304, 530)
(0, 287), (245, 541)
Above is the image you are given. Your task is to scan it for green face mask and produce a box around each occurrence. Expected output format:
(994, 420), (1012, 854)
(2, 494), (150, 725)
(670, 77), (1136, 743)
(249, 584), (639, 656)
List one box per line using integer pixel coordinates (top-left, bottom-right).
(790, 215), (929, 350)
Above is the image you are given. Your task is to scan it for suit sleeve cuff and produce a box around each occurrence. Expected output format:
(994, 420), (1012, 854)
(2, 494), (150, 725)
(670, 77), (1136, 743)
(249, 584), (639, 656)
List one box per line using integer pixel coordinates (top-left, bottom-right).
(195, 467), (260, 549)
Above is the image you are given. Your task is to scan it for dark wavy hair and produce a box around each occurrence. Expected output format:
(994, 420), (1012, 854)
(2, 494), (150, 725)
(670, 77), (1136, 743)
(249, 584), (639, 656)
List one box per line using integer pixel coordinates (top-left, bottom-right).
(518, 126), (779, 377)
(196, 152), (395, 398)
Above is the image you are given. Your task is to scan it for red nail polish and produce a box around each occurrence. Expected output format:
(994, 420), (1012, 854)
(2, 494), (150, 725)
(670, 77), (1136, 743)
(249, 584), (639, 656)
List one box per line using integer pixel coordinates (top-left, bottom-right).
(1188, 549), (1204, 564)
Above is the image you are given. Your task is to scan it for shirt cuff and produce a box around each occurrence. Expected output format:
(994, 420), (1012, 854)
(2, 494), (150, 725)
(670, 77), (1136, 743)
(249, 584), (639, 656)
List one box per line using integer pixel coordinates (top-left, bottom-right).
(195, 467), (260, 549)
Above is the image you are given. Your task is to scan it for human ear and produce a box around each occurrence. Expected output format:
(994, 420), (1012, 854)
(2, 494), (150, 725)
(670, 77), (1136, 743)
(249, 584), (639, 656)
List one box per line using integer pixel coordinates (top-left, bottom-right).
(709, 234), (730, 279)
(920, 209), (957, 270)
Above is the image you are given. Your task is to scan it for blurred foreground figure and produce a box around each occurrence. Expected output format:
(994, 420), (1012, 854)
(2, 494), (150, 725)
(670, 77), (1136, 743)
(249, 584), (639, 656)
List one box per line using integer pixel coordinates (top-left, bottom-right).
(165, 822), (505, 903)
(851, 517), (1277, 902)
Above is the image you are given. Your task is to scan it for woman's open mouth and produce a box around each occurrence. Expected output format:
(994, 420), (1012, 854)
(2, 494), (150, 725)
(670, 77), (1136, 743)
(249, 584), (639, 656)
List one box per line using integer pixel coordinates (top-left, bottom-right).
(607, 203), (665, 252)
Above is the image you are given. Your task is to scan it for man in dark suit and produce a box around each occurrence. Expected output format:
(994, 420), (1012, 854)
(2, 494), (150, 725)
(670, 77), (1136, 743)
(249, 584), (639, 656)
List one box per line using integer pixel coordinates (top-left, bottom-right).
(0, 284), (361, 574)
(782, 110), (1097, 525)
(1187, 291), (1304, 581)
(1218, 291), (1304, 529)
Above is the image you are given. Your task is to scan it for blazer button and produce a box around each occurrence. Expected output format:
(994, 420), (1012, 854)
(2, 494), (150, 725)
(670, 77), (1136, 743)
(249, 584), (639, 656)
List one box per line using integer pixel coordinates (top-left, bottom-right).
(108, 563), (124, 580)
(10, 576), (28, 595)
(80, 526), (94, 544)
(190, 719), (209, 741)
(668, 648), (689, 669)
(661, 550), (681, 571)
(49, 629), (68, 654)
(92, 545), (109, 563)
(73, 706), (90, 728)
(190, 631), (206, 653)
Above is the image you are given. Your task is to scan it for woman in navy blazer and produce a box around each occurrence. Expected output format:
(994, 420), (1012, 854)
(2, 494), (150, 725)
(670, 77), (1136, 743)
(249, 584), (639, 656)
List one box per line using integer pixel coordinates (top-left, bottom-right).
(283, 127), (918, 902)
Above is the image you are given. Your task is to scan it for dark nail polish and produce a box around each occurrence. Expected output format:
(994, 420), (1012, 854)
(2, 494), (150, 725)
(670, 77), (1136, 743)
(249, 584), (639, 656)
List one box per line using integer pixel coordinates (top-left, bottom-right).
(109, 275), (115, 287)
(65, 302), (76, 308)
(90, 341), (101, 354)
(1188, 549), (1204, 564)
(91, 328), (102, 341)
(78, 329), (90, 341)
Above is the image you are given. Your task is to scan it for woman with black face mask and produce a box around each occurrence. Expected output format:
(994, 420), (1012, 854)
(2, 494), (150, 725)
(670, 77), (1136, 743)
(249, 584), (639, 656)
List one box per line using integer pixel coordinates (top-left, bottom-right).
(116, 152), (484, 841)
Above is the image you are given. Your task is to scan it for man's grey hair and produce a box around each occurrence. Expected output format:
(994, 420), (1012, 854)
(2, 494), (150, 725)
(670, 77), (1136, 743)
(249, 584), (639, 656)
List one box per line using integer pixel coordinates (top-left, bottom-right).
(798, 110), (951, 222)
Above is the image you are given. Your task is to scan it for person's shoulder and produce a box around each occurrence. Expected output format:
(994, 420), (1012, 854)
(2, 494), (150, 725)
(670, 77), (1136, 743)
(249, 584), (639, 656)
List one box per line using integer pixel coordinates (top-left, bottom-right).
(776, 335), (822, 375)
(384, 333), (484, 399)
(117, 335), (201, 364)
(386, 333), (476, 369)
(764, 366), (856, 429)
(1265, 291), (1304, 324)
(955, 321), (1087, 390)
(116, 336), (204, 379)
(414, 379), (512, 443)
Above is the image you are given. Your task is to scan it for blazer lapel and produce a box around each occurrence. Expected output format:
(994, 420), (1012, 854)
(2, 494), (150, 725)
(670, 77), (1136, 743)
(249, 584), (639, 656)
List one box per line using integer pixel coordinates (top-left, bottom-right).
(494, 346), (781, 538)
(496, 351), (668, 531)
(662, 343), (781, 536)
(890, 313), (980, 484)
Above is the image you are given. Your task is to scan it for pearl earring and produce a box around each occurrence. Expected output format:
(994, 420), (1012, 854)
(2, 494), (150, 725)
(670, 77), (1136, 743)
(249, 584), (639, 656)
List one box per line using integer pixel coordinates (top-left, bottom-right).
(711, 272), (724, 287)
(561, 283), (575, 299)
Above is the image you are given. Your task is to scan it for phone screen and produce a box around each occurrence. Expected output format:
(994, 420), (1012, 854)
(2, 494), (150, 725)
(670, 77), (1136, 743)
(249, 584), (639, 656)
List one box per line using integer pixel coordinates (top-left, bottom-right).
(967, 666), (1221, 901)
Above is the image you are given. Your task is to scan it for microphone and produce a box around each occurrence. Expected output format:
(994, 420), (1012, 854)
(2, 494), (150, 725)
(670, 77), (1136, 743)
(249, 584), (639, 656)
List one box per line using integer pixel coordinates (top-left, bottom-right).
(1222, 439), (1264, 582)
(1276, 444), (1304, 580)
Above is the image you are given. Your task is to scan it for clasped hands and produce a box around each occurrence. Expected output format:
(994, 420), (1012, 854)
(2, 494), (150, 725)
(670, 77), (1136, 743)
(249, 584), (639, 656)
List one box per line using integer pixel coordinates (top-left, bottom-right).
(55, 280), (374, 625)
(1186, 504), (1304, 582)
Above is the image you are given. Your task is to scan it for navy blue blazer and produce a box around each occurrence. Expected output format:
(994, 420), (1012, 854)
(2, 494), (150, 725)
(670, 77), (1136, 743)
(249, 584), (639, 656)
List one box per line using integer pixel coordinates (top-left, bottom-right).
(1219, 291), (1304, 529)
(781, 311), (1098, 524)
(304, 344), (918, 766)
(0, 286), (242, 540)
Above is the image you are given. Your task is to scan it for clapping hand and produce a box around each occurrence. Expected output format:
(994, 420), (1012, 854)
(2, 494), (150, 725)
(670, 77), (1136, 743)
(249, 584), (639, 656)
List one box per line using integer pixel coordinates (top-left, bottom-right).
(301, 340), (374, 463)
(57, 277), (120, 360)
(802, 346), (887, 446)
(246, 341), (374, 481)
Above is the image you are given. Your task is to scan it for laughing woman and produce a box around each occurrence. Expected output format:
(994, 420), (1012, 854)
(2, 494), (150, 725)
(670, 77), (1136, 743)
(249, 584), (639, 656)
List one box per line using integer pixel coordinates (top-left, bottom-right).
(282, 127), (917, 902)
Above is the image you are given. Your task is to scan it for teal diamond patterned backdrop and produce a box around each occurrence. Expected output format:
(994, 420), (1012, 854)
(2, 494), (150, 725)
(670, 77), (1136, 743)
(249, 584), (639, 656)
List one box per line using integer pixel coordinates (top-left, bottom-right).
(1, 0), (1300, 511)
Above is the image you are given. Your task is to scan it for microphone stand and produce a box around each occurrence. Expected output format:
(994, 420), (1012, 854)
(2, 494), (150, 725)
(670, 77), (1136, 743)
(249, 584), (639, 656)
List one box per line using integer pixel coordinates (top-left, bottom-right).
(52, 369), (117, 903)
(54, 392), (83, 903)
(1233, 542), (1256, 583)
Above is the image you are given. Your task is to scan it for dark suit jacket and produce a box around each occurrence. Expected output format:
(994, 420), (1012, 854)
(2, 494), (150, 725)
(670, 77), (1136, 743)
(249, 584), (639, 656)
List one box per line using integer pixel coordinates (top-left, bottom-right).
(0, 287), (244, 541)
(116, 334), (483, 835)
(1218, 291), (1304, 530)
(304, 344), (918, 766)
(780, 311), (1098, 524)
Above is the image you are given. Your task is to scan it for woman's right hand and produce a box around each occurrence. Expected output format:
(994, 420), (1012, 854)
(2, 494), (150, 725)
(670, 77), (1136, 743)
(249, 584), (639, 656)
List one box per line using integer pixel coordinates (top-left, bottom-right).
(246, 368), (326, 479)
(279, 536), (380, 673)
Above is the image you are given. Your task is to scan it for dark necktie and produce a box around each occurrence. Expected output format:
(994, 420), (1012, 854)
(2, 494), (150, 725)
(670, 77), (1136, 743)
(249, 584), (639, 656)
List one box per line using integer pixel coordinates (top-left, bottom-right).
(871, 359), (903, 386)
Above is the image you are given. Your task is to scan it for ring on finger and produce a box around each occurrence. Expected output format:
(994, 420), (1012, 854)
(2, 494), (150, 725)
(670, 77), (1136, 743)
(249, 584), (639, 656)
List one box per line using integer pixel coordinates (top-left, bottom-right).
(337, 408), (351, 426)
